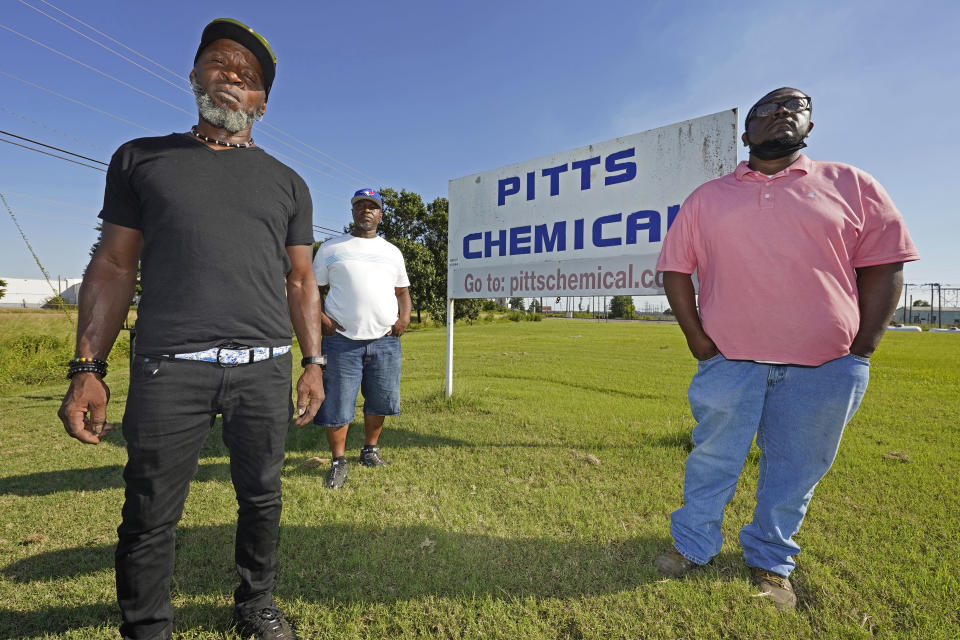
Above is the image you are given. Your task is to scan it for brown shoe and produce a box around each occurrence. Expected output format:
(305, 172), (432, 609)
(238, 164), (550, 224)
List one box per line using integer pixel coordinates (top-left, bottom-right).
(654, 548), (699, 577)
(749, 567), (797, 611)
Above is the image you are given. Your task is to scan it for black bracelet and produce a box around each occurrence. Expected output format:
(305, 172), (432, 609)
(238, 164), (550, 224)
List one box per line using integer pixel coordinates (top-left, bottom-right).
(67, 358), (108, 379)
(301, 355), (327, 369)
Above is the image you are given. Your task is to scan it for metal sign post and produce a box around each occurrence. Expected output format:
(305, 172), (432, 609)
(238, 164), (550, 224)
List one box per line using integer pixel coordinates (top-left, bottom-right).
(445, 297), (454, 397)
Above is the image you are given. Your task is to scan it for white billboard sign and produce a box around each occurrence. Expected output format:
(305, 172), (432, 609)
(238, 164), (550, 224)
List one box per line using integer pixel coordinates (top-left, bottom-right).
(447, 110), (738, 298)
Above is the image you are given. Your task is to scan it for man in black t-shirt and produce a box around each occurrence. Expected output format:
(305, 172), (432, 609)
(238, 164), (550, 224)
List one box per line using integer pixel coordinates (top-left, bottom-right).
(58, 19), (323, 640)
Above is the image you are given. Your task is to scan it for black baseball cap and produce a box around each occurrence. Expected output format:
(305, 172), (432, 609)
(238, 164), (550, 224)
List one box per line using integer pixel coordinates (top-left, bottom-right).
(195, 18), (277, 97)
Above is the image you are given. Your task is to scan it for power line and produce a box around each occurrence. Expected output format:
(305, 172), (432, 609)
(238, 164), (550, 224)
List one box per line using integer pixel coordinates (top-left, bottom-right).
(17, 0), (193, 96)
(0, 137), (106, 171)
(1, 69), (352, 195)
(3, 7), (390, 230)
(313, 224), (345, 235)
(20, 1), (384, 186)
(0, 129), (108, 165)
(0, 21), (193, 116)
(3, 185), (343, 233)
(0, 190), (76, 327)
(261, 144), (358, 189)
(34, 0), (186, 83)
(2, 25), (370, 188)
(260, 123), (383, 185)
(0, 189), (99, 211)
(255, 128), (382, 186)
(1, 206), (98, 227)
(0, 71), (163, 134)
(0, 105), (114, 154)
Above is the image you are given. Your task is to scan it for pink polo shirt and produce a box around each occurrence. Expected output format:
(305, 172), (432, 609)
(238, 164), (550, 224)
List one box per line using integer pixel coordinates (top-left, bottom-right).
(656, 154), (919, 366)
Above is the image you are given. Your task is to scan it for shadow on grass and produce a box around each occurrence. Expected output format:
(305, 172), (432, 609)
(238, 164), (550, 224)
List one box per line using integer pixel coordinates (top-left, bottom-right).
(644, 429), (694, 452)
(0, 602), (226, 640)
(1, 526), (756, 637)
(460, 372), (666, 400)
(7, 392), (69, 402)
(0, 602), (119, 639)
(0, 464), (127, 496)
(2, 414), (675, 496)
(4, 524), (675, 600)
(284, 420), (472, 454)
(0, 540), (756, 639)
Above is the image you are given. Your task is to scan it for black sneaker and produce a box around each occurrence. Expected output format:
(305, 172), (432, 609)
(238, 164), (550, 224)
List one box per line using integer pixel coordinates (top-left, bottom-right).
(325, 457), (348, 489)
(233, 606), (298, 639)
(654, 547), (699, 578)
(359, 445), (388, 467)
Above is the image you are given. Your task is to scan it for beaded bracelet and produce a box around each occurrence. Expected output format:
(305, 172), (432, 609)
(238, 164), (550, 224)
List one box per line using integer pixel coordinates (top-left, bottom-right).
(67, 357), (108, 379)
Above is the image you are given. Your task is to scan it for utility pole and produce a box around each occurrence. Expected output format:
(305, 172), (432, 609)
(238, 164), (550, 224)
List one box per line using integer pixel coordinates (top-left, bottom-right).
(936, 283), (942, 328)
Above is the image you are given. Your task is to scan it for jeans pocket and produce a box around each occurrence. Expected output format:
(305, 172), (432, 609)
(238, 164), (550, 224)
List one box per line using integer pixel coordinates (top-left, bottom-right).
(849, 353), (871, 365)
(132, 356), (162, 380)
(697, 352), (724, 365)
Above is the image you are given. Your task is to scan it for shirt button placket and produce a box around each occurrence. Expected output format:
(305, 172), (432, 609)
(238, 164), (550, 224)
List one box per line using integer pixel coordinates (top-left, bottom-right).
(761, 181), (774, 210)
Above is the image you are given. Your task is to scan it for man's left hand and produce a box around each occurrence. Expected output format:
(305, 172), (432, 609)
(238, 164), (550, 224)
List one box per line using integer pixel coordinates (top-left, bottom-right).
(848, 345), (874, 359)
(294, 365), (324, 426)
(390, 319), (409, 337)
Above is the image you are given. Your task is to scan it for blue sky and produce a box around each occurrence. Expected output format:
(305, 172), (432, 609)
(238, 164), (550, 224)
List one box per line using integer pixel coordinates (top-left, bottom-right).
(1, 0), (956, 299)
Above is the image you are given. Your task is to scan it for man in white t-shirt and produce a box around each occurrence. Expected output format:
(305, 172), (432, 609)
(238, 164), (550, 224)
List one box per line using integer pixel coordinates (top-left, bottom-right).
(312, 188), (412, 489)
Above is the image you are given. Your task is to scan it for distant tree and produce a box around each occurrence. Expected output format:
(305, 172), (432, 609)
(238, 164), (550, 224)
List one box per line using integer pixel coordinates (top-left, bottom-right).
(609, 295), (636, 319)
(89, 223), (142, 296)
(509, 297), (525, 311)
(529, 299), (542, 313)
(429, 298), (483, 326)
(422, 195), (455, 323)
(374, 189), (477, 325)
(89, 223), (102, 259)
(378, 188), (428, 242)
(0, 278), (6, 301)
(481, 299), (504, 311)
(377, 188), (438, 323)
(913, 300), (930, 307)
(664, 308), (674, 316)
(391, 237), (435, 324)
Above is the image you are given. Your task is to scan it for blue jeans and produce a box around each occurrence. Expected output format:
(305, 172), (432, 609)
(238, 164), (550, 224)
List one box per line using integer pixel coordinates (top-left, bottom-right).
(314, 333), (401, 427)
(671, 353), (870, 577)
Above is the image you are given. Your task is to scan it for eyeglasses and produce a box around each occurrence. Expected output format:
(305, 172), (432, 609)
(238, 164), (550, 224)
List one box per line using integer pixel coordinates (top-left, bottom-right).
(751, 96), (811, 118)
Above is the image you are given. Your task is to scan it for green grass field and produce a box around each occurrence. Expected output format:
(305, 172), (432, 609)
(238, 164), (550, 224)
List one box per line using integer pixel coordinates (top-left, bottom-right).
(1, 311), (958, 639)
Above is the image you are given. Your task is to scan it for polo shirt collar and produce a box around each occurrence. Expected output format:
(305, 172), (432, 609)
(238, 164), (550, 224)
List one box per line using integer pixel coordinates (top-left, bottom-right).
(734, 153), (812, 181)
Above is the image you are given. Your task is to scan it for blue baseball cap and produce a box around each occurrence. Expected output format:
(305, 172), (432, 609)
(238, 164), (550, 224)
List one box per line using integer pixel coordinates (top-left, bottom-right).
(351, 188), (382, 207)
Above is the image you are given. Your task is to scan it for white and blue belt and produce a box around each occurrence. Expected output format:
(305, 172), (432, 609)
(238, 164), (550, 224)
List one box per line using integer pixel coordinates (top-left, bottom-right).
(169, 344), (291, 367)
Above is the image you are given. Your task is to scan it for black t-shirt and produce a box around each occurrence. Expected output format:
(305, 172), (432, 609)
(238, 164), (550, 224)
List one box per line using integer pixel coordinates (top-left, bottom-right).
(99, 133), (314, 354)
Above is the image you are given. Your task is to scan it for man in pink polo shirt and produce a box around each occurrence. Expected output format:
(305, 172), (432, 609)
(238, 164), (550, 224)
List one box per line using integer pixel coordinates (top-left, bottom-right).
(653, 87), (919, 610)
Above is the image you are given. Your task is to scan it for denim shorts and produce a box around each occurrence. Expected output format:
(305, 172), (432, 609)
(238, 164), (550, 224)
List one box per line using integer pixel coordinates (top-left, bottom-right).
(314, 333), (402, 427)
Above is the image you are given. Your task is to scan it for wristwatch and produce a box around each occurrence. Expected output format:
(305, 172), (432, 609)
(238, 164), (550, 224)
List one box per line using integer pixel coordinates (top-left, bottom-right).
(301, 355), (327, 369)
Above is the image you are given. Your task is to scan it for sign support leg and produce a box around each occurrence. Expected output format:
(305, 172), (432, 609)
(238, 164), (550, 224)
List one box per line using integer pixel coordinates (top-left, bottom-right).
(445, 297), (455, 397)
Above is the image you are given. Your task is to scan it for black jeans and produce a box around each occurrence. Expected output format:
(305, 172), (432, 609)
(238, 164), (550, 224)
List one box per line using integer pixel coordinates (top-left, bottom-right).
(116, 353), (293, 640)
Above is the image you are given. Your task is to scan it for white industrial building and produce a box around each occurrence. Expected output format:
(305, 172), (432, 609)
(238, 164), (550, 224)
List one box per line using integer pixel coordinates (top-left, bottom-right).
(893, 305), (960, 326)
(0, 276), (82, 308)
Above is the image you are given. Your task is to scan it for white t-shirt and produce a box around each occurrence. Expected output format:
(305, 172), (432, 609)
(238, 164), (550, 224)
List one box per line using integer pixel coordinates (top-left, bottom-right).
(313, 234), (410, 340)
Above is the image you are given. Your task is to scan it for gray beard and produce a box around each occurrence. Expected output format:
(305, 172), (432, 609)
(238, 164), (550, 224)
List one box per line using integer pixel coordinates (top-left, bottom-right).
(190, 78), (264, 134)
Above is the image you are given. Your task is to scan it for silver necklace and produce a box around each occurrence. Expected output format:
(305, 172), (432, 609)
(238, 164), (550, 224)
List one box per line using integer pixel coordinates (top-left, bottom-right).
(190, 126), (253, 149)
